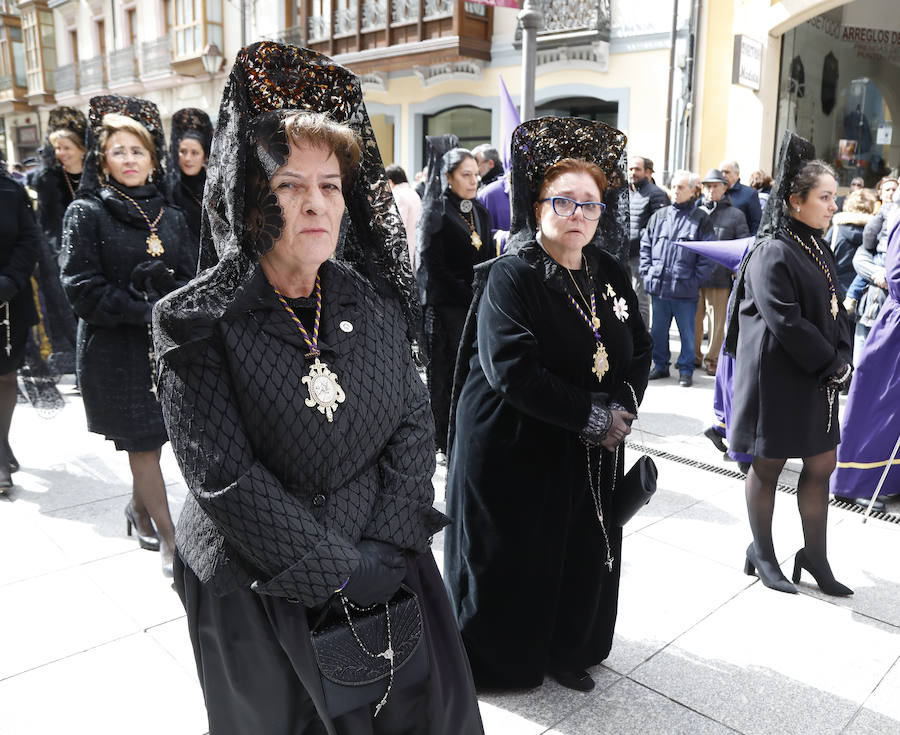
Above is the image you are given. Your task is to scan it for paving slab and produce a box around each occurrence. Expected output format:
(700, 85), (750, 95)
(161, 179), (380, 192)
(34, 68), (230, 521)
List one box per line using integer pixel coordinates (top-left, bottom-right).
(630, 585), (900, 735)
(546, 677), (739, 735)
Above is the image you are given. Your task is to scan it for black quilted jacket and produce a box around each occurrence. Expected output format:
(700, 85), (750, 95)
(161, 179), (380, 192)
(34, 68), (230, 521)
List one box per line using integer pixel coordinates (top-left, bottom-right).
(156, 260), (447, 606)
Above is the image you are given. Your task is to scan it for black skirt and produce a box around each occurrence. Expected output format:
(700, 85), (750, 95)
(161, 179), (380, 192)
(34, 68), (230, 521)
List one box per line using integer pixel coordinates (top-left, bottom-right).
(175, 550), (484, 735)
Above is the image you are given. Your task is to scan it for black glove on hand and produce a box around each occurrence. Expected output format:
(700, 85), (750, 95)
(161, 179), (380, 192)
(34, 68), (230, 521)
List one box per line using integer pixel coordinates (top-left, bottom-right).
(0, 276), (18, 302)
(131, 260), (176, 295)
(342, 539), (407, 607)
(827, 362), (853, 389)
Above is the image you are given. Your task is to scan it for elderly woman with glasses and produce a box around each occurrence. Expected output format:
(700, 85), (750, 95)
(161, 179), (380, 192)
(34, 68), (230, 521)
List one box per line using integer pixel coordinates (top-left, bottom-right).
(444, 118), (652, 693)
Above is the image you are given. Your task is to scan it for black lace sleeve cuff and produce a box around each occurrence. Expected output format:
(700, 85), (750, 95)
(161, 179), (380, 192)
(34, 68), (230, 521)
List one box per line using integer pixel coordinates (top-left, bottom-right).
(581, 400), (612, 444)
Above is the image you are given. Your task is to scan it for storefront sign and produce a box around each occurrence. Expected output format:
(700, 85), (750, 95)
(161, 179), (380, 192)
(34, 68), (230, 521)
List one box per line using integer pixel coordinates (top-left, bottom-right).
(732, 35), (762, 90)
(876, 126), (893, 145)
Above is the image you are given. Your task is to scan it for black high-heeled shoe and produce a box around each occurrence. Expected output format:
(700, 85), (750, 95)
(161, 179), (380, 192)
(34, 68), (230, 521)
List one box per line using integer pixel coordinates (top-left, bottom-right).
(703, 426), (728, 453)
(550, 669), (595, 692)
(7, 441), (18, 473)
(125, 503), (161, 552)
(791, 548), (853, 597)
(744, 543), (797, 594)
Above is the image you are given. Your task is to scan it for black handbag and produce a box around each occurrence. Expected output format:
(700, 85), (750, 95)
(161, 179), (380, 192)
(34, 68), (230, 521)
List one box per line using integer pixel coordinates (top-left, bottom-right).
(310, 584), (429, 718)
(613, 454), (658, 527)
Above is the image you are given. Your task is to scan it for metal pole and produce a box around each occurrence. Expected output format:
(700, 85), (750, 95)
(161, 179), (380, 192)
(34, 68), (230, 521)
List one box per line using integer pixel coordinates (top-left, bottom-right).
(241, 0), (247, 47)
(862, 432), (900, 523)
(518, 0), (542, 122)
(662, 0), (679, 184)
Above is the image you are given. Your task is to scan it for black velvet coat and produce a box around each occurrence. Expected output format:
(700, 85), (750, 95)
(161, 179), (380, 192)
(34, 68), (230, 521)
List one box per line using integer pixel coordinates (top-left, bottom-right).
(444, 243), (652, 689)
(170, 170), (205, 273)
(61, 184), (194, 447)
(0, 176), (41, 373)
(730, 220), (853, 458)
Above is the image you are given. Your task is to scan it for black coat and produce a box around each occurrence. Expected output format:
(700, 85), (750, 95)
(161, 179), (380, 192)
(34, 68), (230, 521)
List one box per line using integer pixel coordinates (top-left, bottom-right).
(416, 190), (492, 308)
(156, 261), (447, 604)
(61, 184), (195, 445)
(0, 176), (41, 373)
(730, 222), (852, 458)
(825, 211), (871, 295)
(628, 178), (670, 257)
(699, 196), (750, 289)
(170, 170), (205, 274)
(444, 243), (652, 689)
(33, 167), (79, 257)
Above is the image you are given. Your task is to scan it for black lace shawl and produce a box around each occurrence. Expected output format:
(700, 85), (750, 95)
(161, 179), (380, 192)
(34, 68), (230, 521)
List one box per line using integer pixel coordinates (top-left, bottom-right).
(155, 41), (419, 357)
(448, 116), (630, 444)
(724, 130), (816, 356)
(165, 108), (213, 225)
(413, 134), (459, 281)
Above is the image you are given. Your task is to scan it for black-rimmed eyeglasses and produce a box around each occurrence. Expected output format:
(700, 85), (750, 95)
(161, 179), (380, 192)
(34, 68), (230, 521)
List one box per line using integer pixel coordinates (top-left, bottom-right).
(538, 196), (606, 220)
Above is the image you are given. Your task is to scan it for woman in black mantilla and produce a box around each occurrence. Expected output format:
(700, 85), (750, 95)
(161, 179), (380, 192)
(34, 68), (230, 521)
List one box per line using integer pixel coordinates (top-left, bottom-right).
(728, 133), (853, 597)
(0, 156), (41, 492)
(27, 107), (86, 385)
(415, 144), (492, 454)
(444, 118), (652, 692)
(61, 96), (196, 576)
(166, 107), (213, 271)
(153, 42), (482, 734)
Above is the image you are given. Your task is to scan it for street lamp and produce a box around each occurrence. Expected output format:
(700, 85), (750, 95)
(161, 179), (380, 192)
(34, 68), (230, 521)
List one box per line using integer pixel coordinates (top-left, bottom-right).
(201, 43), (224, 78)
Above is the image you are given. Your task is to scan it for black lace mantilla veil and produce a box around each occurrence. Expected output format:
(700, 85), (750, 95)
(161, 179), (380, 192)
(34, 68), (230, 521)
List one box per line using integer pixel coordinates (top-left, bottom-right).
(165, 108), (213, 194)
(78, 95), (169, 199)
(414, 133), (459, 296)
(156, 41), (419, 358)
(723, 130), (816, 355)
(448, 116), (629, 449)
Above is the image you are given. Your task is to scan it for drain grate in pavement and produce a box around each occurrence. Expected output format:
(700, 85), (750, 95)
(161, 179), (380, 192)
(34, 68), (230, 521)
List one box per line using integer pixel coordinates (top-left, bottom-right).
(625, 442), (900, 525)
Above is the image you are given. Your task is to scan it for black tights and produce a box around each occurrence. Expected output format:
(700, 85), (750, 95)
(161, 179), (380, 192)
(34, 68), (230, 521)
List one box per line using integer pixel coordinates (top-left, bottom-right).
(746, 450), (836, 566)
(0, 371), (18, 482)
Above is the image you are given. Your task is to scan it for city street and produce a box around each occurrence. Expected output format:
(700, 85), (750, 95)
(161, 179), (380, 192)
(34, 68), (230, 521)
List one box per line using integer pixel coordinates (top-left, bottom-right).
(2, 360), (899, 735)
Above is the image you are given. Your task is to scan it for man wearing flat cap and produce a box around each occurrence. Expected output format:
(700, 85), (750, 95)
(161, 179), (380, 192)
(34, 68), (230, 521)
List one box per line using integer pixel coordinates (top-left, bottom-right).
(695, 168), (749, 374)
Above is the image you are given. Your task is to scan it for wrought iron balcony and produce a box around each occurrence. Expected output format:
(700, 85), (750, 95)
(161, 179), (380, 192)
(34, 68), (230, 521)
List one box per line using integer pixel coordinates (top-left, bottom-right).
(109, 47), (138, 85)
(277, 0), (492, 75)
(515, 0), (611, 46)
(141, 35), (172, 78)
(0, 73), (10, 90)
(78, 55), (107, 90)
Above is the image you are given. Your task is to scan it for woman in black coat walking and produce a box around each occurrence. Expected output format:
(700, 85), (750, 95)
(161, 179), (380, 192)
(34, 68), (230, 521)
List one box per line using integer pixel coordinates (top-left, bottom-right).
(166, 107), (213, 272)
(61, 96), (195, 575)
(729, 136), (853, 597)
(415, 146), (492, 453)
(0, 165), (41, 492)
(444, 118), (652, 692)
(153, 42), (483, 735)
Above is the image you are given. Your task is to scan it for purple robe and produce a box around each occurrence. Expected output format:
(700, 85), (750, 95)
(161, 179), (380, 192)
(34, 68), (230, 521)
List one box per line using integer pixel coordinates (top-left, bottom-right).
(831, 216), (900, 498)
(476, 176), (510, 235)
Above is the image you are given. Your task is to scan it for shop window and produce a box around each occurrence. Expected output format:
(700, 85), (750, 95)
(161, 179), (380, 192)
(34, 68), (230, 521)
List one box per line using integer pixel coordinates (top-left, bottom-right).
(173, 0), (224, 59)
(423, 105), (491, 163)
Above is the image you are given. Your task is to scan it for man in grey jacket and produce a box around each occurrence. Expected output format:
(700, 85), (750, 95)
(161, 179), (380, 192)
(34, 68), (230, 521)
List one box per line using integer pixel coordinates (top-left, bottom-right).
(695, 169), (750, 374)
(628, 156), (669, 325)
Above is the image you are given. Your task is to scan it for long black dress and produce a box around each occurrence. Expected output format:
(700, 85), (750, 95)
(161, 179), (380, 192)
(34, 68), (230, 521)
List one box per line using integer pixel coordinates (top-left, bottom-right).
(416, 189), (492, 451)
(170, 169), (205, 273)
(61, 183), (195, 451)
(444, 242), (652, 689)
(730, 219), (853, 458)
(0, 176), (41, 374)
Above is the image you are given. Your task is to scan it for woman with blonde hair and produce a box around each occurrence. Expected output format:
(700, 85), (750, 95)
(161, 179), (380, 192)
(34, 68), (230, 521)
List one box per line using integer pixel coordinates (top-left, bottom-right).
(61, 96), (195, 576)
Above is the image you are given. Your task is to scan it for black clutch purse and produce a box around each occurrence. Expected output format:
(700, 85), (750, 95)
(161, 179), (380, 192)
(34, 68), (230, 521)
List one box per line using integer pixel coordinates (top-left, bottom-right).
(310, 584), (429, 718)
(613, 454), (658, 527)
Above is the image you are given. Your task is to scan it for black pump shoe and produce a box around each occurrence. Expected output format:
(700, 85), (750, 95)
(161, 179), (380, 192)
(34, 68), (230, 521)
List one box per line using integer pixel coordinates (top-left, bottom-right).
(550, 669), (595, 692)
(744, 544), (796, 594)
(791, 549), (853, 597)
(125, 503), (161, 552)
(703, 426), (728, 453)
(6, 441), (18, 473)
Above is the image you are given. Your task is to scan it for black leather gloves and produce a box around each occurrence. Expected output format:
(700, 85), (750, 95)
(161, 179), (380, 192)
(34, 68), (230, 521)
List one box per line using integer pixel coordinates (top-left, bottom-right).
(342, 539), (407, 606)
(130, 260), (176, 301)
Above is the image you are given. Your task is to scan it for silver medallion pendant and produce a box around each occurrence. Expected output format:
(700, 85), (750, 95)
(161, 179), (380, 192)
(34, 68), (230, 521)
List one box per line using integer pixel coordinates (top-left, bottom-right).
(459, 199), (473, 214)
(302, 357), (346, 422)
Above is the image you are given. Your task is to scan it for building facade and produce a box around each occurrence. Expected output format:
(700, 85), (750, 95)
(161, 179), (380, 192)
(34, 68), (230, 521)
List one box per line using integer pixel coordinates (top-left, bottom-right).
(0, 0), (895, 189)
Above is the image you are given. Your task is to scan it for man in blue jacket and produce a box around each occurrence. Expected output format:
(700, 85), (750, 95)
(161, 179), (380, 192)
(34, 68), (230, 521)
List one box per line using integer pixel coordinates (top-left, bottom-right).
(640, 171), (715, 387)
(719, 159), (761, 234)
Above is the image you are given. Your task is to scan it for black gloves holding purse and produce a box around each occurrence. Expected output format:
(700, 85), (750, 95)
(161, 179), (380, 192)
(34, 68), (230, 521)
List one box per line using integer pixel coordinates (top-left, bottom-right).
(342, 539), (407, 607)
(130, 260), (176, 303)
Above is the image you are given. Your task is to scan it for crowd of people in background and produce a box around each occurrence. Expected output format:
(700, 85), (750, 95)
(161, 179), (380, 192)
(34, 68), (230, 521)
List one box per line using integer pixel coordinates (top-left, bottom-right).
(1, 36), (898, 732)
